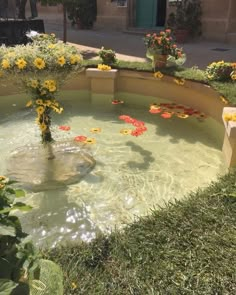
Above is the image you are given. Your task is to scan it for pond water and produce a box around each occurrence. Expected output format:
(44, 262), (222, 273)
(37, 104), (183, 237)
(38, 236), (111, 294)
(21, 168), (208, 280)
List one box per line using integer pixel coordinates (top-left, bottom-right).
(0, 90), (227, 248)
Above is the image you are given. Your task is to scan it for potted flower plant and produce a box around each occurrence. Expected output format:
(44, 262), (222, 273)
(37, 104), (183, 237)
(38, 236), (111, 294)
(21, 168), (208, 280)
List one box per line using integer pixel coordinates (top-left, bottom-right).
(98, 47), (117, 65)
(143, 29), (184, 68)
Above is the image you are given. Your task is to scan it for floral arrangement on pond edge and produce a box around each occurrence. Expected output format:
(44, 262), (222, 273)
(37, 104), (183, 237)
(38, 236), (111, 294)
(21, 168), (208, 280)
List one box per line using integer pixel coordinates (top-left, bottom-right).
(0, 32), (83, 144)
(144, 29), (186, 67)
(206, 61), (236, 81)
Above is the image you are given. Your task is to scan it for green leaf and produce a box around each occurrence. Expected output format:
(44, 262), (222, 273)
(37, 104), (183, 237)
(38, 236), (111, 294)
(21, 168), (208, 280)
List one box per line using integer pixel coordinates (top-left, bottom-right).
(14, 189), (25, 198)
(12, 203), (32, 212)
(0, 279), (17, 295)
(0, 225), (16, 237)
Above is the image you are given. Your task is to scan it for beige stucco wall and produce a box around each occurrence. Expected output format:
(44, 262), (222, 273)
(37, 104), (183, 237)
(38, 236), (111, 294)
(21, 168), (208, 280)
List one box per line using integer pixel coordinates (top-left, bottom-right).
(95, 0), (127, 30)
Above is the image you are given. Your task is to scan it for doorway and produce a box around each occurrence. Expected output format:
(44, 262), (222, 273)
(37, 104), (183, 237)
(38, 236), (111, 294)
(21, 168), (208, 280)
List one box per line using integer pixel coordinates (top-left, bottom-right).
(136, 0), (167, 28)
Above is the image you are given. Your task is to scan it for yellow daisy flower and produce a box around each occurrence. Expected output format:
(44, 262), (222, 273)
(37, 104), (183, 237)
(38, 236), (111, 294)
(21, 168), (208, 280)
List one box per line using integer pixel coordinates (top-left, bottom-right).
(26, 100), (32, 107)
(57, 56), (66, 66)
(2, 59), (10, 69)
(153, 71), (163, 79)
(40, 123), (47, 131)
(36, 106), (45, 115)
(220, 96), (229, 105)
(90, 127), (101, 133)
(49, 85), (56, 92)
(48, 44), (56, 49)
(15, 58), (27, 70)
(120, 128), (132, 135)
(176, 113), (189, 119)
(45, 100), (52, 106)
(70, 54), (81, 64)
(43, 80), (50, 88)
(223, 113), (232, 122)
(71, 282), (77, 290)
(173, 78), (185, 86)
(34, 58), (46, 70)
(36, 99), (43, 105)
(231, 73), (236, 80)
(97, 64), (111, 71)
(231, 114), (236, 121)
(30, 79), (38, 88)
(85, 138), (96, 144)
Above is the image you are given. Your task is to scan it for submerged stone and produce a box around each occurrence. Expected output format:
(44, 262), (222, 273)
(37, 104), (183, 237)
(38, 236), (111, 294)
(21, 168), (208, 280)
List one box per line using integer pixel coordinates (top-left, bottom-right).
(7, 140), (96, 191)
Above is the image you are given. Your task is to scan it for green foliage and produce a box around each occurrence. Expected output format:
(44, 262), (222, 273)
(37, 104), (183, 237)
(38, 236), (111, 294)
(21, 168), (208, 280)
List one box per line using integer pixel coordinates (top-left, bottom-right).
(66, 0), (97, 29)
(45, 170), (236, 294)
(0, 176), (39, 294)
(98, 47), (117, 65)
(167, 0), (202, 37)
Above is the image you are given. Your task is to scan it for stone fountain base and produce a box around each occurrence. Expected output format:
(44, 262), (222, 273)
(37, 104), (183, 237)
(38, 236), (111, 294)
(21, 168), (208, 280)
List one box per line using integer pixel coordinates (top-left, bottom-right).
(7, 140), (96, 191)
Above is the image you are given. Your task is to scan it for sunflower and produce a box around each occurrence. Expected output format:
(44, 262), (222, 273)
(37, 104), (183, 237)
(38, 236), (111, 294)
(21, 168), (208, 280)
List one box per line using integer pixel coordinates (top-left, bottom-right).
(90, 127), (101, 134)
(15, 58), (27, 70)
(36, 106), (45, 115)
(34, 58), (46, 70)
(85, 138), (96, 144)
(57, 56), (66, 66)
(120, 128), (131, 135)
(1, 59), (10, 69)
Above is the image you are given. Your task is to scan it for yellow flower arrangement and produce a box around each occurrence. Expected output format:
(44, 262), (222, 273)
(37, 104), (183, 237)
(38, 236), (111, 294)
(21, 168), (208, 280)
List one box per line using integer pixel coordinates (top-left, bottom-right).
(97, 64), (111, 71)
(206, 61), (235, 81)
(0, 33), (83, 143)
(223, 113), (236, 122)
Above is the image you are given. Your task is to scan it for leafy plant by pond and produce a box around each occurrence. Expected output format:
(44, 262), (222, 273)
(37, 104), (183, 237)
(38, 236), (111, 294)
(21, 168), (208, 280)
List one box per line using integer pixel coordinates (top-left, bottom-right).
(0, 176), (38, 294)
(0, 32), (83, 144)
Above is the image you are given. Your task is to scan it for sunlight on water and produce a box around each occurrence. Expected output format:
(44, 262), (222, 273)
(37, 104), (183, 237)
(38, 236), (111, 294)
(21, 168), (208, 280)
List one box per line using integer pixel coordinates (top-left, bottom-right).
(0, 90), (227, 248)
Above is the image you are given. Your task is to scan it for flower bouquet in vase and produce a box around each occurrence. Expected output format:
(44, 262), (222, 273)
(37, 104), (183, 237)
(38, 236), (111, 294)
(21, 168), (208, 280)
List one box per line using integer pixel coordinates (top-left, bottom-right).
(144, 29), (185, 69)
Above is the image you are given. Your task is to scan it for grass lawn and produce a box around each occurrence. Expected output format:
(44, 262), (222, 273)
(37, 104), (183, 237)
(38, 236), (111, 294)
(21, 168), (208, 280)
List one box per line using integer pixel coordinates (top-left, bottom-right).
(43, 58), (236, 294)
(45, 170), (236, 294)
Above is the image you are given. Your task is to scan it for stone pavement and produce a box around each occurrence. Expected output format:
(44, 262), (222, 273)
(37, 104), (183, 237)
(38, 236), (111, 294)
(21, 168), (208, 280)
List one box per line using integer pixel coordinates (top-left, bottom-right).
(44, 22), (236, 69)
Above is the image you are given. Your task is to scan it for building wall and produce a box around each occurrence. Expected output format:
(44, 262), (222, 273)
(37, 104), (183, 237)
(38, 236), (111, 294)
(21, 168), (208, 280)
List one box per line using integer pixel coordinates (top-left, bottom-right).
(95, 0), (127, 30)
(29, 0), (236, 42)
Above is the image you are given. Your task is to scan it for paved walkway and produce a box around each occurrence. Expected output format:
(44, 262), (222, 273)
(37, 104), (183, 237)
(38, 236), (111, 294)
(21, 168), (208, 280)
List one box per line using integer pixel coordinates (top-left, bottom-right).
(45, 22), (236, 69)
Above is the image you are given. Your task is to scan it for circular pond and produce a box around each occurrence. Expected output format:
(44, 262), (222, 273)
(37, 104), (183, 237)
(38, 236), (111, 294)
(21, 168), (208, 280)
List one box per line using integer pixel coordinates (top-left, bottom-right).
(0, 90), (226, 247)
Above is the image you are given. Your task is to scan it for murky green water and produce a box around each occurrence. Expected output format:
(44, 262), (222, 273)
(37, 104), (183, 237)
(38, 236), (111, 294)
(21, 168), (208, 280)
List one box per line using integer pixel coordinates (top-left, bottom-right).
(0, 90), (227, 247)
